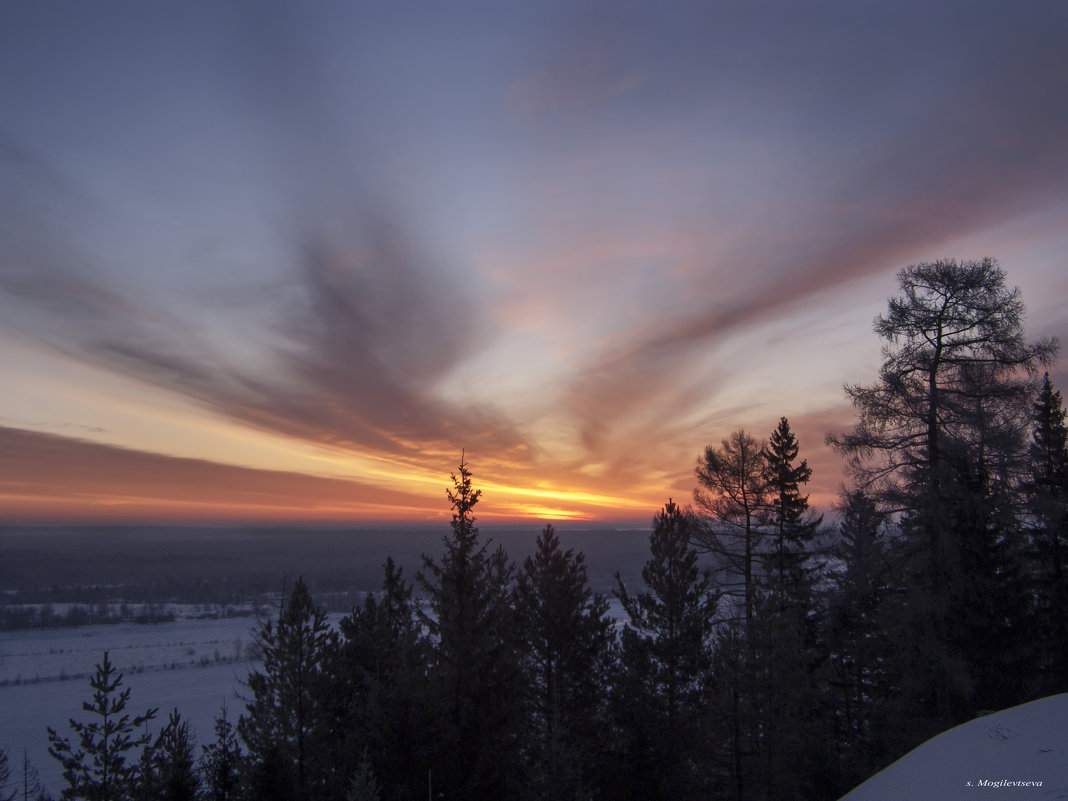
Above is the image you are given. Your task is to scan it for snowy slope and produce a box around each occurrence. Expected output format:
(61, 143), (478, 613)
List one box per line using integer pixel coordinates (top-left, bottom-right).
(840, 694), (1068, 800)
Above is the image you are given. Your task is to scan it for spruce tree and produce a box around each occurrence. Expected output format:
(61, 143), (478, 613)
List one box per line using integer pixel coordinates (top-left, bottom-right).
(46, 651), (157, 801)
(612, 500), (719, 801)
(1029, 373), (1068, 692)
(746, 419), (826, 801)
(761, 417), (821, 600)
(695, 418), (827, 801)
(823, 490), (896, 791)
(198, 707), (242, 801)
(134, 710), (200, 801)
(337, 557), (433, 800)
(345, 755), (381, 801)
(514, 524), (613, 800)
(238, 577), (338, 801)
(417, 455), (524, 801)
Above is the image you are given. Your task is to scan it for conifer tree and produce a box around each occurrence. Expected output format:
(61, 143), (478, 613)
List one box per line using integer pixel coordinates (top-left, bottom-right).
(823, 491), (896, 790)
(1029, 373), (1068, 692)
(694, 430), (768, 624)
(735, 420), (825, 801)
(0, 748), (14, 801)
(705, 618), (754, 801)
(761, 417), (821, 599)
(238, 577), (338, 801)
(612, 500), (719, 801)
(20, 750), (44, 801)
(344, 755), (381, 801)
(46, 651), (157, 801)
(828, 259), (1056, 726)
(134, 710), (200, 801)
(514, 524), (613, 800)
(417, 455), (524, 801)
(337, 557), (433, 799)
(198, 707), (242, 801)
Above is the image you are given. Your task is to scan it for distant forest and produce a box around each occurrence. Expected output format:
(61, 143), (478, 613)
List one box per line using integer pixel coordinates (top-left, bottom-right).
(5, 258), (1067, 801)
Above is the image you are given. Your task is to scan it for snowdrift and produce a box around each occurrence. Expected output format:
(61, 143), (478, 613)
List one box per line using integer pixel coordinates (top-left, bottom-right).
(840, 693), (1068, 800)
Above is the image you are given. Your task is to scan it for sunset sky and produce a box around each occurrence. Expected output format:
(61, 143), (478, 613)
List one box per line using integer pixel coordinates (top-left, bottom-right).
(2, 1), (1067, 524)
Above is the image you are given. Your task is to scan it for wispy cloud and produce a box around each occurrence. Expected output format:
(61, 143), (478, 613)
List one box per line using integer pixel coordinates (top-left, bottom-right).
(1, 1), (1065, 521)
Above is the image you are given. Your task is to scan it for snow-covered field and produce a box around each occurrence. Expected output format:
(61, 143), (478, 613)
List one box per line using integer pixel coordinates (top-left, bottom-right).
(0, 618), (261, 796)
(840, 693), (1068, 800)
(0, 616), (254, 683)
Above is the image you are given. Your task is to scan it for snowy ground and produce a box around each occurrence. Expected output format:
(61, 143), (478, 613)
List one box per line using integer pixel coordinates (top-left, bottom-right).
(0, 618), (260, 796)
(840, 693), (1068, 800)
(0, 616), (254, 683)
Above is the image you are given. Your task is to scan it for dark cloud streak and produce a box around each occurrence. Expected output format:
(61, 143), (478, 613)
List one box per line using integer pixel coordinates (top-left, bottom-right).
(0, 425), (432, 521)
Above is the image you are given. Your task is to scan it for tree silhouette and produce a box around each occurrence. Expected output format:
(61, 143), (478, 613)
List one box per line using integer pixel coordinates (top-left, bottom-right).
(1028, 373), (1068, 692)
(515, 524), (613, 799)
(417, 455), (524, 801)
(239, 577), (338, 801)
(828, 258), (1056, 726)
(198, 707), (242, 801)
(46, 651), (157, 801)
(694, 429), (768, 623)
(613, 500), (719, 800)
(761, 416), (821, 600)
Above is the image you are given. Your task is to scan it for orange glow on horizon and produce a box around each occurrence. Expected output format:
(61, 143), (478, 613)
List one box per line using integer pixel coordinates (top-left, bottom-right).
(0, 420), (839, 527)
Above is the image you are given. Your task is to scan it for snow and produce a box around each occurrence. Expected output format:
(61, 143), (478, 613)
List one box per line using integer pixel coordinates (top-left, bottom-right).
(0, 618), (259, 796)
(0, 617), (253, 682)
(839, 694), (1068, 800)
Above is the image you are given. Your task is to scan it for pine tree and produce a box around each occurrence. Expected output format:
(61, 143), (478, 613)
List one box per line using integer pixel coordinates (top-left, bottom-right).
(46, 651), (158, 801)
(238, 577), (339, 801)
(417, 455), (525, 801)
(514, 524), (613, 800)
(198, 707), (242, 801)
(612, 500), (719, 801)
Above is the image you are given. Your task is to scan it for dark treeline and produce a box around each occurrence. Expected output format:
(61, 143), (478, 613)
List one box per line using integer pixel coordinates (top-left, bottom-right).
(8, 259), (1068, 801)
(0, 525), (652, 625)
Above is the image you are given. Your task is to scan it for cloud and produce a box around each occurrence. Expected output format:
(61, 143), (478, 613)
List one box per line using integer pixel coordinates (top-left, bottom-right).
(2, 0), (1066, 522)
(550, 3), (1068, 460)
(0, 425), (435, 522)
(3, 227), (530, 468)
(0, 152), (524, 481)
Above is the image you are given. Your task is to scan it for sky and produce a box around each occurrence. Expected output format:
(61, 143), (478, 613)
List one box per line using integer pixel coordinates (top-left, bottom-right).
(1, 1), (1067, 525)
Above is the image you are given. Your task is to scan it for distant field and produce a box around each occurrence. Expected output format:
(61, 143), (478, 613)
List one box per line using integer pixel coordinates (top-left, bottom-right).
(0, 524), (653, 606)
(0, 523), (651, 795)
